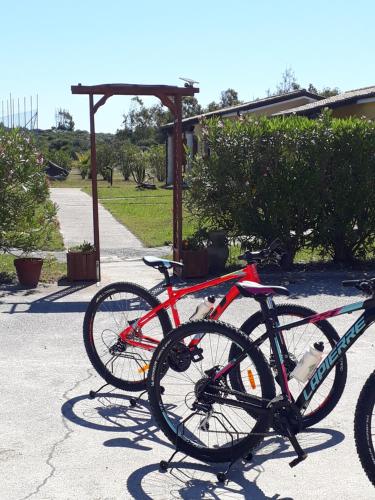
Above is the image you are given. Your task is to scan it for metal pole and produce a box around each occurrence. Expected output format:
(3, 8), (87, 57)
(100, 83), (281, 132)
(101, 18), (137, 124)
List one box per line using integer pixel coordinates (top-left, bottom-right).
(36, 94), (39, 129)
(173, 95), (183, 263)
(89, 94), (101, 282)
(17, 98), (20, 127)
(24, 97), (26, 127)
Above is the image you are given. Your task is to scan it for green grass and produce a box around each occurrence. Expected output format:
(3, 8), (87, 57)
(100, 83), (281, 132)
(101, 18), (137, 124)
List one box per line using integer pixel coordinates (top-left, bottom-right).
(55, 169), (198, 247)
(0, 254), (66, 284)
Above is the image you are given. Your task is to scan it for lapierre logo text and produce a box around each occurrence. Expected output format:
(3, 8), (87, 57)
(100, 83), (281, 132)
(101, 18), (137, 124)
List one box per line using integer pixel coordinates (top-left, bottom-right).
(303, 316), (366, 401)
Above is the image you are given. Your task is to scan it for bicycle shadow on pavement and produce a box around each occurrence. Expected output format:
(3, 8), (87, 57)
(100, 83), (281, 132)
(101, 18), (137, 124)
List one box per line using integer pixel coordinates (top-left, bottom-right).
(126, 459), (290, 500)
(125, 427), (344, 499)
(61, 391), (172, 452)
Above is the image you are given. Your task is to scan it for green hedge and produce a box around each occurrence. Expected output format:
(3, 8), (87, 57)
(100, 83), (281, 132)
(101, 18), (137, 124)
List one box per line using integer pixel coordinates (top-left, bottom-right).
(185, 112), (375, 264)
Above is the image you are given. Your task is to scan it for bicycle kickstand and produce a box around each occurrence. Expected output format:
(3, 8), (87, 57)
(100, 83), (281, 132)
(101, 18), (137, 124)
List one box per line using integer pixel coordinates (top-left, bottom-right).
(159, 449), (181, 472)
(287, 431), (308, 468)
(129, 390), (147, 408)
(88, 383), (111, 399)
(216, 452), (253, 484)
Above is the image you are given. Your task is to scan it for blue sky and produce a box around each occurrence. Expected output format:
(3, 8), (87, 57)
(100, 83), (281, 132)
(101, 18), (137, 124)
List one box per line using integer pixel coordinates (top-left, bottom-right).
(1, 0), (374, 132)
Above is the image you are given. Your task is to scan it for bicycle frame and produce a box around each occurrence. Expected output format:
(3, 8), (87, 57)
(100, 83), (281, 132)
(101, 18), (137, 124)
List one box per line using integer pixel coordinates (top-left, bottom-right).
(118, 264), (260, 350)
(208, 295), (375, 416)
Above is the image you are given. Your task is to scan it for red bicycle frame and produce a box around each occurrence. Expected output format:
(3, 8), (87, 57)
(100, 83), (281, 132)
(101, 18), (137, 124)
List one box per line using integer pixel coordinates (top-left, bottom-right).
(119, 263), (260, 351)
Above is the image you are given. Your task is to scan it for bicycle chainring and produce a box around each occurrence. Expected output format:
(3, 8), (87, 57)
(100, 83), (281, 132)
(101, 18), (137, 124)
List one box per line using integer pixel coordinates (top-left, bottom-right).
(167, 342), (192, 372)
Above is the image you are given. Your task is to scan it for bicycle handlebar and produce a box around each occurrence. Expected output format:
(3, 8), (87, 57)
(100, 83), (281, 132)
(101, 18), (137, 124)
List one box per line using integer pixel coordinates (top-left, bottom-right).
(342, 278), (375, 295)
(238, 239), (285, 265)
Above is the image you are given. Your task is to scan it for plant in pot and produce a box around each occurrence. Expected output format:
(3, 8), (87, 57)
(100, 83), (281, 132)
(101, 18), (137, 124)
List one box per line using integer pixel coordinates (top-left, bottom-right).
(0, 127), (56, 287)
(8, 203), (57, 287)
(67, 241), (96, 281)
(180, 229), (209, 278)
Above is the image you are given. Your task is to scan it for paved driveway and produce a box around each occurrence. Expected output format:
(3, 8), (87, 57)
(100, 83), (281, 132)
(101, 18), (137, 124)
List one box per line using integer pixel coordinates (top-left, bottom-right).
(1, 266), (374, 499)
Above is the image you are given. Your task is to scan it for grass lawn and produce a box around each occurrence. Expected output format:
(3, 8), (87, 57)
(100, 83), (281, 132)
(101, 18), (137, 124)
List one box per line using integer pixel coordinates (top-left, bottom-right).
(0, 254), (66, 284)
(52, 169), (198, 247)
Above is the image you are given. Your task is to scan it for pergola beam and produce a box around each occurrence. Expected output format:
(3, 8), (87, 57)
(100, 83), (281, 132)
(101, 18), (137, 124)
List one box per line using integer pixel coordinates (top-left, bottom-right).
(71, 82), (199, 281)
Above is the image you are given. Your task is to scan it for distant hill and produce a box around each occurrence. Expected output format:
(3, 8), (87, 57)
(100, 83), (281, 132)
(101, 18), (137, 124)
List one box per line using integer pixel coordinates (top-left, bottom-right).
(32, 128), (115, 158)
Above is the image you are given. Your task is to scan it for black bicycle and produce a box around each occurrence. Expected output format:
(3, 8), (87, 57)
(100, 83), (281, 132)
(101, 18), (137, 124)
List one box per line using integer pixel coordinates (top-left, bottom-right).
(147, 277), (375, 485)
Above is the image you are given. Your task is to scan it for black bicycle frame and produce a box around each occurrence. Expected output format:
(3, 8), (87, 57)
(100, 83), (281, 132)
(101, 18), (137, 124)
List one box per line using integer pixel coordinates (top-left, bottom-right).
(209, 295), (375, 416)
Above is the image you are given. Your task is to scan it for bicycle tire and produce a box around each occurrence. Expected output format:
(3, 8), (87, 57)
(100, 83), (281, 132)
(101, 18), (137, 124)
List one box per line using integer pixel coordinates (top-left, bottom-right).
(354, 370), (375, 486)
(148, 320), (276, 463)
(229, 304), (347, 428)
(83, 281), (172, 392)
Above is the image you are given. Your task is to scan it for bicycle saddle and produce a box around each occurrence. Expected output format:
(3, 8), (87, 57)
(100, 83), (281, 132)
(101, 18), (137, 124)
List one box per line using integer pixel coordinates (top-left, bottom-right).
(143, 256), (183, 269)
(236, 280), (290, 297)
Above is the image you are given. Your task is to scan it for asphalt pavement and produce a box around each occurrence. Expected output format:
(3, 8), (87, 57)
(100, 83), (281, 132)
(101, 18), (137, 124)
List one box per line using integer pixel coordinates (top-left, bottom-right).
(1, 263), (375, 499)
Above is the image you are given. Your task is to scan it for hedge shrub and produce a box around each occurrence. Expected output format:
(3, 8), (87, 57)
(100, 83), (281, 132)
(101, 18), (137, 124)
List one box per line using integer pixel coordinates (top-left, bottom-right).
(185, 113), (375, 264)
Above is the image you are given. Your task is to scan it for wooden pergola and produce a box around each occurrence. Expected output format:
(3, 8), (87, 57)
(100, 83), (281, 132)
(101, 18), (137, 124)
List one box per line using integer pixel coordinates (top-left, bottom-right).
(71, 83), (199, 281)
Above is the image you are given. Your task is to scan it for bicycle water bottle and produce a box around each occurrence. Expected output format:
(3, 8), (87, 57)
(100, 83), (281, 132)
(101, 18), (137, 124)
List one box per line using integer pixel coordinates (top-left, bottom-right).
(290, 341), (324, 383)
(189, 296), (216, 320)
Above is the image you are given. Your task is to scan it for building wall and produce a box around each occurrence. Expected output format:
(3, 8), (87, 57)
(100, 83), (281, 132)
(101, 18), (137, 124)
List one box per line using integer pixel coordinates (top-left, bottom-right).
(331, 102), (375, 119)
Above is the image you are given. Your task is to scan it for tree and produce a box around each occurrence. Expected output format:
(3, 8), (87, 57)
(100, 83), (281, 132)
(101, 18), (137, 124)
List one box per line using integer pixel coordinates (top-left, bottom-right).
(272, 67), (301, 96)
(121, 98), (171, 147)
(55, 108), (75, 131)
(220, 88), (241, 108)
(182, 96), (202, 118)
(96, 144), (114, 182)
(308, 83), (340, 97)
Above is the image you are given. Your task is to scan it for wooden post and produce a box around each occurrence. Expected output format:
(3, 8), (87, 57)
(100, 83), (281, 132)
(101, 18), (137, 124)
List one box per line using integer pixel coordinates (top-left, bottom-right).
(89, 94), (101, 282)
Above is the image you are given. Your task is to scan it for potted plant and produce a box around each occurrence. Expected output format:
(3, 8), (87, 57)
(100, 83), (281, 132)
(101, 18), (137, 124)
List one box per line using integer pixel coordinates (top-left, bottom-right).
(180, 229), (209, 278)
(67, 241), (96, 281)
(10, 203), (57, 288)
(0, 128), (57, 287)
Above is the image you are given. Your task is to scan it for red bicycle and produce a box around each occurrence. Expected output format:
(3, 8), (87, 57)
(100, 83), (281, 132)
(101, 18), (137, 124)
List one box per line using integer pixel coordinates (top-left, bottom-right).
(83, 240), (346, 427)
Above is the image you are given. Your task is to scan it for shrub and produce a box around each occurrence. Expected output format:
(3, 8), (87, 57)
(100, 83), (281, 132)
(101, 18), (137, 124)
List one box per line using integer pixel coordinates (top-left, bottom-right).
(312, 114), (375, 262)
(186, 114), (375, 264)
(76, 151), (91, 179)
(0, 127), (57, 254)
(117, 143), (138, 181)
(147, 144), (166, 182)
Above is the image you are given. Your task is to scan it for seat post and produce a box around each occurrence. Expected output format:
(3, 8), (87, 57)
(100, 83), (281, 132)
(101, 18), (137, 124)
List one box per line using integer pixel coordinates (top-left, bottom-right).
(158, 266), (171, 287)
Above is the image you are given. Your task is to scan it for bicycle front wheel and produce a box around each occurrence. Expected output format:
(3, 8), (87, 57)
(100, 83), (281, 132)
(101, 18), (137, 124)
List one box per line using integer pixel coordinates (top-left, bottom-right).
(354, 370), (375, 486)
(229, 304), (347, 428)
(83, 282), (172, 392)
(148, 320), (276, 464)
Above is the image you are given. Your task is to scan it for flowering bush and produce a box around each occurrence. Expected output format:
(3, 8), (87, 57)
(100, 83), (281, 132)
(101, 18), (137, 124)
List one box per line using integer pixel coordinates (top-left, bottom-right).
(0, 127), (57, 254)
(186, 113), (375, 264)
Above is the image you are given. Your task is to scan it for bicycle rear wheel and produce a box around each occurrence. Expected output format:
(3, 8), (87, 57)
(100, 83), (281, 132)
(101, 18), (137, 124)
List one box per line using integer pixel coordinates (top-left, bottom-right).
(229, 304), (347, 428)
(148, 320), (276, 463)
(83, 282), (172, 392)
(354, 370), (375, 486)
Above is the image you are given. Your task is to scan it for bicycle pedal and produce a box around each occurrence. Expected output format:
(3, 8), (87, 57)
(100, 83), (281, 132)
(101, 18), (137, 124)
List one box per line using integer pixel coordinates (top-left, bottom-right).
(289, 453), (308, 468)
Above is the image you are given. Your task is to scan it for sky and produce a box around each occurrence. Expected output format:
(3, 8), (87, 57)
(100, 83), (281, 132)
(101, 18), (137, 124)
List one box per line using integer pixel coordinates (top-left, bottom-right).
(1, 0), (374, 133)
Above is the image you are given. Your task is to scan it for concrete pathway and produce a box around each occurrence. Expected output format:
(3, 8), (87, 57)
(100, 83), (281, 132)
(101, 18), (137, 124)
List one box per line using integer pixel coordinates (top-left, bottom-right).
(50, 188), (143, 251)
(0, 269), (374, 499)
(49, 188), (169, 261)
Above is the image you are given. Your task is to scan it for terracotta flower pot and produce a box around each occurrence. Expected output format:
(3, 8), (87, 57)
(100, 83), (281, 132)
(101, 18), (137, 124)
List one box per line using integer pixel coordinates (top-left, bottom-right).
(14, 258), (43, 287)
